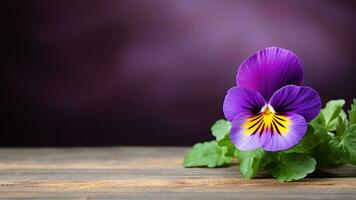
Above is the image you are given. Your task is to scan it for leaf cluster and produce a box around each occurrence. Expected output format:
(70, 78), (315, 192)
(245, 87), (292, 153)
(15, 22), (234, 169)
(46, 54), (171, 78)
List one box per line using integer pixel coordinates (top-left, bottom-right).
(184, 99), (356, 181)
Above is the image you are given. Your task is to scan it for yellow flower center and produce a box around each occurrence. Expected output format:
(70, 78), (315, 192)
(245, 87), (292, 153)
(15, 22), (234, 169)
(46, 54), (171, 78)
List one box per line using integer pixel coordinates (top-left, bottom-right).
(243, 105), (290, 137)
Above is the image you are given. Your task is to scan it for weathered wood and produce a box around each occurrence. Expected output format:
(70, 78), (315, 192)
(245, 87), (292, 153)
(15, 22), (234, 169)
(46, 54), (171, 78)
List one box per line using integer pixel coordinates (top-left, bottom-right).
(0, 147), (355, 199)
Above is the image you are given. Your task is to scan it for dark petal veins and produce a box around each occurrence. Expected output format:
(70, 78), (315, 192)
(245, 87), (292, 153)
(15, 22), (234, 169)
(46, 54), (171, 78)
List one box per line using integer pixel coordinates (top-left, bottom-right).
(261, 113), (307, 152)
(236, 47), (304, 100)
(272, 120), (281, 135)
(247, 117), (264, 130)
(223, 87), (266, 121)
(269, 85), (321, 122)
(230, 112), (263, 151)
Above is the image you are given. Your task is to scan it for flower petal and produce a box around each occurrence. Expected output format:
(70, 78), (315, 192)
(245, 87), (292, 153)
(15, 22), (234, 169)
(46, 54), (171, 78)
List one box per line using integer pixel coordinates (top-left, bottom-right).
(261, 113), (307, 151)
(236, 47), (304, 100)
(223, 87), (266, 121)
(230, 112), (264, 151)
(269, 85), (321, 122)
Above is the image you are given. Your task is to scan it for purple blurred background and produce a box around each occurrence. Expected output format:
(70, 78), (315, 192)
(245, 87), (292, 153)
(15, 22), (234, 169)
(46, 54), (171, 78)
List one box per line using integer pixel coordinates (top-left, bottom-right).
(1, 0), (356, 146)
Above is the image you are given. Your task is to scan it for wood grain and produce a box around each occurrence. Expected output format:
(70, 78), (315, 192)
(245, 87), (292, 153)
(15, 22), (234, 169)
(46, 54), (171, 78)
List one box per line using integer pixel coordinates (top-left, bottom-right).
(0, 147), (356, 199)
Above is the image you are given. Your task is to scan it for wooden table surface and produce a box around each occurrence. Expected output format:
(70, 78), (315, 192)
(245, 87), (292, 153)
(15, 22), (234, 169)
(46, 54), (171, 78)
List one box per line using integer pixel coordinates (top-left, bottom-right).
(0, 147), (356, 199)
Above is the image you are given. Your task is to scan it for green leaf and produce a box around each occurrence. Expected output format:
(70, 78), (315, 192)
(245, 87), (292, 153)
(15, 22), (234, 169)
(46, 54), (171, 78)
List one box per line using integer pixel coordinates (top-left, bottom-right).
(184, 141), (232, 168)
(314, 99), (346, 131)
(312, 123), (332, 143)
(260, 152), (279, 168)
(211, 119), (231, 141)
(311, 112), (326, 126)
(309, 123), (336, 167)
(348, 99), (356, 125)
(271, 153), (316, 182)
(312, 141), (342, 168)
(328, 124), (356, 165)
(217, 134), (236, 157)
(328, 137), (348, 164)
(235, 148), (265, 179)
(284, 125), (318, 154)
(346, 125), (356, 164)
(336, 116), (347, 137)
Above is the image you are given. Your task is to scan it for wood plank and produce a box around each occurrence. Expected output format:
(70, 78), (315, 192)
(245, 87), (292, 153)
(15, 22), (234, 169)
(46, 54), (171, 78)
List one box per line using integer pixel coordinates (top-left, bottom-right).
(0, 147), (355, 199)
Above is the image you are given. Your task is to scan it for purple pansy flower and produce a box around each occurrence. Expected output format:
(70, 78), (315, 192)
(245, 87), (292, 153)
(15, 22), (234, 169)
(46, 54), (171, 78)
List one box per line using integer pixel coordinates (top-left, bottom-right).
(223, 47), (321, 152)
